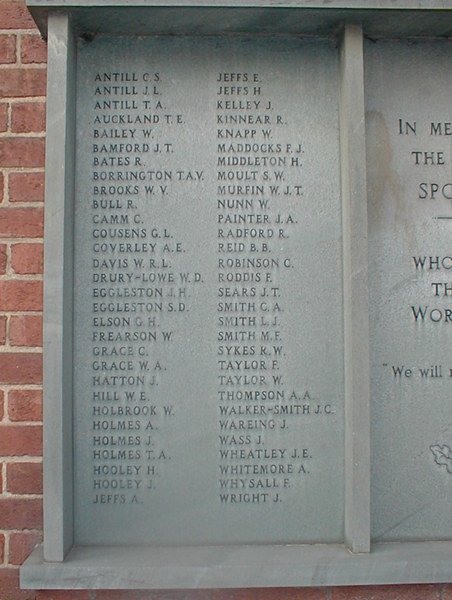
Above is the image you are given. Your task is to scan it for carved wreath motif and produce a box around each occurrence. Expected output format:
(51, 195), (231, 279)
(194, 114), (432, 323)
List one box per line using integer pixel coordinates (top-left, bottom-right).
(430, 444), (452, 473)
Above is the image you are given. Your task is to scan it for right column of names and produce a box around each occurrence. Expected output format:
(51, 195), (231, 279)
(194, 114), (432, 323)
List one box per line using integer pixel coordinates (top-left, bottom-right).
(214, 70), (321, 507)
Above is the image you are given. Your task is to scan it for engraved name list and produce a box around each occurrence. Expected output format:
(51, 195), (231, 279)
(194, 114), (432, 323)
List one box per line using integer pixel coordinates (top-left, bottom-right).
(73, 36), (345, 546)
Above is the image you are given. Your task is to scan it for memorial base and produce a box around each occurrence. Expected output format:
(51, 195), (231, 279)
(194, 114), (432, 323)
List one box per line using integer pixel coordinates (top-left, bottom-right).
(21, 541), (452, 589)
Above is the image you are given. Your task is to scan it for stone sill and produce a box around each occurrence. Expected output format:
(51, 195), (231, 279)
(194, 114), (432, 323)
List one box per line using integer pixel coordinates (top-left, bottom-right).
(21, 541), (452, 589)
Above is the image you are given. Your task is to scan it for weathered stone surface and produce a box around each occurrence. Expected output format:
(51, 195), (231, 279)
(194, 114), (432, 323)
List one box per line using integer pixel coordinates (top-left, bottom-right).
(73, 34), (344, 546)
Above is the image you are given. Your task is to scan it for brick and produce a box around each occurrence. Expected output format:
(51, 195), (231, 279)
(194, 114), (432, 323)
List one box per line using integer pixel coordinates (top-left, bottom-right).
(331, 584), (440, 600)
(36, 591), (91, 600)
(9, 171), (44, 202)
(9, 531), (42, 565)
(0, 103), (8, 132)
(9, 315), (43, 346)
(0, 353), (42, 384)
(21, 34), (47, 64)
(211, 590), (325, 600)
(0, 424), (42, 455)
(0, 568), (36, 600)
(0, 244), (6, 273)
(0, 137), (45, 167)
(11, 243), (43, 274)
(0, 281), (43, 311)
(8, 389), (42, 422)
(0, 534), (4, 563)
(0, 207), (43, 236)
(0, 68), (46, 98)
(0, 34), (16, 64)
(0, 389), (4, 420)
(0, 172), (4, 202)
(11, 101), (45, 133)
(0, 1), (36, 29)
(0, 316), (6, 345)
(6, 461), (43, 494)
(0, 498), (42, 529)
(96, 592), (213, 600)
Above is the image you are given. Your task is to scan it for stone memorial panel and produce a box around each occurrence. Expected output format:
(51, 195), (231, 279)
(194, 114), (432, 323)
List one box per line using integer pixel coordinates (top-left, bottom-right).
(73, 35), (343, 546)
(20, 1), (452, 590)
(366, 40), (452, 542)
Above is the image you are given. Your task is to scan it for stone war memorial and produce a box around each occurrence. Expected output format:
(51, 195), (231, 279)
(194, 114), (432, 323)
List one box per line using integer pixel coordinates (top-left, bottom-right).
(18, 0), (452, 591)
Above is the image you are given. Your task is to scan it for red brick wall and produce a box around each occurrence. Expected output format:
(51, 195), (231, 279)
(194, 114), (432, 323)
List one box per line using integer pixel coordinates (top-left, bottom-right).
(0, 1), (44, 598)
(0, 1), (450, 599)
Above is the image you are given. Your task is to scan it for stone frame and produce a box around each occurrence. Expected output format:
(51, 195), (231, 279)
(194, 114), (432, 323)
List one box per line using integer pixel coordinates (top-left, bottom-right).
(20, 1), (452, 589)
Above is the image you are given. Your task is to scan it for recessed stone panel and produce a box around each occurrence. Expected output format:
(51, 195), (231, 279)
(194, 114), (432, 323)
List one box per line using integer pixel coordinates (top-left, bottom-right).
(73, 35), (344, 546)
(366, 39), (452, 542)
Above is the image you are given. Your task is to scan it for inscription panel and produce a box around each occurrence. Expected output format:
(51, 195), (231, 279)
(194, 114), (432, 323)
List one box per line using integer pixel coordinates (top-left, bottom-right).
(73, 35), (343, 545)
(366, 40), (452, 542)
